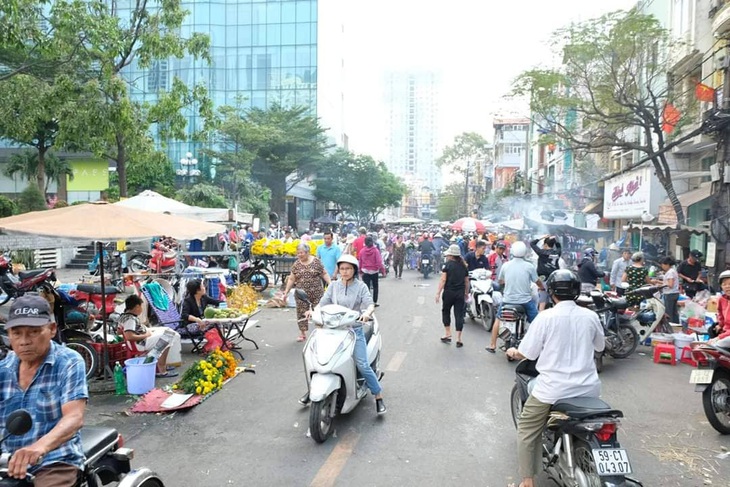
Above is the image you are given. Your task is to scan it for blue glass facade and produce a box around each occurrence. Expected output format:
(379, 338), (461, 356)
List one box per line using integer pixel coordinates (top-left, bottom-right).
(120, 0), (319, 166)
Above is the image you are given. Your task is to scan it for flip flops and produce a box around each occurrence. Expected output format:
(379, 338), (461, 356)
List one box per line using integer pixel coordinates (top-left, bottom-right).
(485, 346), (496, 354)
(440, 336), (452, 343)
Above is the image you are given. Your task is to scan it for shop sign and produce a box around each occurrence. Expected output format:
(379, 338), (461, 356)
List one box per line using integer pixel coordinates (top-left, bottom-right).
(67, 160), (109, 191)
(603, 167), (651, 219)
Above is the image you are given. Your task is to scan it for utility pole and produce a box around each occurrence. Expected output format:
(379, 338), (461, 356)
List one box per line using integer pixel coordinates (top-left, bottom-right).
(710, 46), (730, 279)
(464, 158), (470, 218)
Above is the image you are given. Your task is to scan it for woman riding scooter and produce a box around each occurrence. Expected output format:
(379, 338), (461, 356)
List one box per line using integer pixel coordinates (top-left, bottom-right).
(299, 254), (387, 415)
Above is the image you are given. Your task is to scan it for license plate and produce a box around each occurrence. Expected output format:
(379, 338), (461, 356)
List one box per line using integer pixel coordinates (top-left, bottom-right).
(690, 369), (714, 384)
(592, 449), (632, 476)
(422, 260), (429, 264)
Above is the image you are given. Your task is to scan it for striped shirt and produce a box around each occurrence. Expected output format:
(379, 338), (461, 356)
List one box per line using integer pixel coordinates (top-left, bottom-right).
(0, 341), (88, 472)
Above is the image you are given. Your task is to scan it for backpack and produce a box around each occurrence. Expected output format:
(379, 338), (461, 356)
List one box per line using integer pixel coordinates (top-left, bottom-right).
(538, 253), (559, 278)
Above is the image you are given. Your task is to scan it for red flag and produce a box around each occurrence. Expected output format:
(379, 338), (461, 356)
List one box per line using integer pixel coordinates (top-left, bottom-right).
(695, 82), (715, 103)
(662, 103), (681, 133)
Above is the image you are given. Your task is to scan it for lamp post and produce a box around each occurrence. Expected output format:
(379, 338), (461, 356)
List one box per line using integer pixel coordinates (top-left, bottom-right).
(176, 151), (200, 185)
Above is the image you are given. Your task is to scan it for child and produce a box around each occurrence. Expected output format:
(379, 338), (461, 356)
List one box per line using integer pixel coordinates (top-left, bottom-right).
(120, 295), (181, 378)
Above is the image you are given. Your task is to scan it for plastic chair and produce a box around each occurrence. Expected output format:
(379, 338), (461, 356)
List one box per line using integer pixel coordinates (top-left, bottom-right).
(140, 287), (207, 355)
(653, 343), (676, 365)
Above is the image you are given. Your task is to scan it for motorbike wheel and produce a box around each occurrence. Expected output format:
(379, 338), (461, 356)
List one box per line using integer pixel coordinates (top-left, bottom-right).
(310, 393), (336, 443)
(423, 269), (430, 279)
(65, 341), (99, 380)
(509, 385), (522, 430)
(138, 479), (165, 487)
(247, 271), (269, 293)
(610, 323), (639, 359)
(128, 258), (148, 273)
(573, 441), (603, 487)
(702, 371), (730, 435)
(480, 302), (494, 332)
(0, 291), (10, 306)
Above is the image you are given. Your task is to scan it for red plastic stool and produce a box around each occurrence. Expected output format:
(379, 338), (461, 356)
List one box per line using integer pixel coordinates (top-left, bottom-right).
(680, 346), (698, 367)
(653, 343), (676, 365)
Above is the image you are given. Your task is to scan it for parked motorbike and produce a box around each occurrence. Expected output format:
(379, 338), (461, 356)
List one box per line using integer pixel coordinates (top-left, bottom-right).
(510, 360), (642, 486)
(690, 337), (730, 434)
(295, 290), (383, 444)
(498, 304), (527, 362)
(623, 285), (673, 341)
(588, 291), (639, 370)
(128, 242), (183, 274)
(0, 254), (56, 306)
(0, 409), (165, 486)
(238, 259), (269, 292)
(420, 253), (433, 279)
(466, 268), (498, 332)
(88, 247), (123, 285)
(381, 250), (391, 277)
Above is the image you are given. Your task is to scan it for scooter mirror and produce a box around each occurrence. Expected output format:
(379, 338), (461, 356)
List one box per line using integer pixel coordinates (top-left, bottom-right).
(294, 289), (310, 303)
(5, 410), (32, 436)
(619, 282), (630, 289)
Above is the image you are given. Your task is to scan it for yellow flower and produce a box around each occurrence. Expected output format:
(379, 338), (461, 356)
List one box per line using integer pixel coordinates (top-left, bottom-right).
(195, 386), (202, 394)
(216, 360), (223, 368)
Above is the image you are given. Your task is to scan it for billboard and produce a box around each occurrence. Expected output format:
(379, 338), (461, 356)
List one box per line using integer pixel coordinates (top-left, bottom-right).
(67, 160), (109, 191)
(603, 167), (651, 219)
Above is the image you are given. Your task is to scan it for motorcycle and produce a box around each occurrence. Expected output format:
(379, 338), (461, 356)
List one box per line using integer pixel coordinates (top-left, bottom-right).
(295, 290), (383, 444)
(622, 285), (673, 342)
(587, 291), (639, 371)
(0, 409), (165, 486)
(466, 268), (498, 332)
(498, 303), (527, 362)
(690, 337), (730, 435)
(420, 253), (433, 279)
(238, 259), (269, 292)
(0, 254), (56, 306)
(128, 243), (182, 274)
(381, 250), (391, 277)
(510, 360), (642, 486)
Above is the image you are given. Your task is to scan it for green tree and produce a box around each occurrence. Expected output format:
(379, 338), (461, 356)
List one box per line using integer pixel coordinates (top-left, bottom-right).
(4, 150), (74, 198)
(0, 196), (17, 217)
(512, 9), (699, 224)
(176, 183), (227, 208)
(125, 152), (176, 196)
(437, 132), (489, 178)
(16, 184), (46, 213)
(436, 183), (465, 222)
(314, 149), (406, 224)
(53, 0), (211, 198)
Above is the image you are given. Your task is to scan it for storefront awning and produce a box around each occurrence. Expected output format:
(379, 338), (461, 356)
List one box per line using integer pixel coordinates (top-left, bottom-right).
(623, 223), (710, 236)
(524, 216), (613, 240)
(582, 200), (603, 214)
(657, 183), (711, 225)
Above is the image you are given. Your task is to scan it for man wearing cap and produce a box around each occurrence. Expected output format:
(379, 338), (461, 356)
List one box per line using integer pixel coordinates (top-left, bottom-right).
(610, 248), (632, 291)
(352, 227), (368, 257)
(677, 250), (706, 298)
(488, 242), (507, 290)
(0, 294), (87, 485)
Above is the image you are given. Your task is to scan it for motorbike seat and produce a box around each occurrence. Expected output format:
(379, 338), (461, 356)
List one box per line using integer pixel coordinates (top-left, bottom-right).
(77, 284), (118, 296)
(80, 427), (119, 462)
(551, 397), (623, 420)
(18, 269), (45, 280)
(609, 298), (628, 311)
(361, 322), (374, 343)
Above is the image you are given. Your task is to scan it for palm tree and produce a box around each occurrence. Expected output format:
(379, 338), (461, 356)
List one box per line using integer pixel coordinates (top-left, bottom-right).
(5, 150), (74, 200)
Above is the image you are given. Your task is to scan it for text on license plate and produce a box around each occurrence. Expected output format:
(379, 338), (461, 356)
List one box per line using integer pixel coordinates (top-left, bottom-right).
(422, 260), (429, 264)
(592, 449), (632, 476)
(689, 369), (713, 384)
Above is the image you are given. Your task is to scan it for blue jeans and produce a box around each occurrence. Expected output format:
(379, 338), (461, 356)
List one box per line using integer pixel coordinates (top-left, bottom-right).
(353, 326), (382, 395)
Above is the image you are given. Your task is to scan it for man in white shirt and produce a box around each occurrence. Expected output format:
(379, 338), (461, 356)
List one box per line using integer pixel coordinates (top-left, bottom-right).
(506, 270), (605, 487)
(610, 248), (632, 290)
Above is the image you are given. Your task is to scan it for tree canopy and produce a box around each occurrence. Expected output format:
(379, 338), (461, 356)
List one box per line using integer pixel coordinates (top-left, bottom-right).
(314, 149), (406, 224)
(437, 132), (490, 176)
(512, 9), (700, 223)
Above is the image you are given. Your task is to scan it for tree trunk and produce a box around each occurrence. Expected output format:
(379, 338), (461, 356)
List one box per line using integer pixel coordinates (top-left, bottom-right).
(262, 174), (287, 222)
(116, 133), (128, 198)
(58, 170), (68, 202)
(652, 156), (685, 224)
(37, 145), (47, 194)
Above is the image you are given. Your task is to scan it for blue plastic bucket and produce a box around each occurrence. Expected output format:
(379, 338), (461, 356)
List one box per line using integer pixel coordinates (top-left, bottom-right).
(124, 357), (157, 395)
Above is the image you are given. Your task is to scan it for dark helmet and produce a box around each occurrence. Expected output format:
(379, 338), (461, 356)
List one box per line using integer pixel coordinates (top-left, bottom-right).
(546, 269), (581, 300)
(583, 247), (597, 258)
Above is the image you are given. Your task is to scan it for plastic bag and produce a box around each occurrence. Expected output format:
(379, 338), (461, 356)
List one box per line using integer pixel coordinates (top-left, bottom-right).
(680, 301), (705, 321)
(203, 328), (224, 352)
(693, 289), (711, 307)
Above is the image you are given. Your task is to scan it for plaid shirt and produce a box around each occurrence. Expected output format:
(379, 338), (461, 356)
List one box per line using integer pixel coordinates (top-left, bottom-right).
(0, 341), (88, 472)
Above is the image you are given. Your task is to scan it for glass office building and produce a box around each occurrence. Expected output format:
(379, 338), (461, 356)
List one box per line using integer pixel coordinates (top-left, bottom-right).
(120, 0), (319, 166)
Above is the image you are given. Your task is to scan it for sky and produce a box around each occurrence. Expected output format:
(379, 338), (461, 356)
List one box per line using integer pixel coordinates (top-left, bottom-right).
(340, 0), (638, 160)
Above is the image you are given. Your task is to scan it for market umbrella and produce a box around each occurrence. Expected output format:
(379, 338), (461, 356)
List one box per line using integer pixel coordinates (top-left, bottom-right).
(0, 202), (226, 380)
(451, 217), (486, 233)
(393, 217), (425, 225)
(0, 201), (225, 241)
(313, 214), (338, 225)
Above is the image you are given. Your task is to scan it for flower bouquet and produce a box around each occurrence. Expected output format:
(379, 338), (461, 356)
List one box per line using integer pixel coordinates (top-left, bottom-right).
(173, 349), (238, 395)
(251, 239), (322, 257)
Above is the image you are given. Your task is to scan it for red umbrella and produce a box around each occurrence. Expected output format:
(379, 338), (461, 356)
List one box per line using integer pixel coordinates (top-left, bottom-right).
(451, 217), (485, 233)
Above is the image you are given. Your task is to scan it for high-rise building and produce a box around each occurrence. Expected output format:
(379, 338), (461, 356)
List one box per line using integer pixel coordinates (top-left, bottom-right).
(384, 71), (441, 193)
(120, 0), (345, 165)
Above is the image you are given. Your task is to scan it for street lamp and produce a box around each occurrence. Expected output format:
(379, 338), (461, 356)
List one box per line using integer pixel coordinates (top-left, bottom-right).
(177, 151), (200, 184)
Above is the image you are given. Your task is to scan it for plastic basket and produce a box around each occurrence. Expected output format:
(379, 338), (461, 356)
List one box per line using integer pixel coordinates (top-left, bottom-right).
(91, 342), (129, 368)
(272, 256), (296, 274)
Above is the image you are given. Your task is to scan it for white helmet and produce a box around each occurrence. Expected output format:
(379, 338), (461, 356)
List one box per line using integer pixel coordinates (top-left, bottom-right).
(511, 241), (527, 258)
(337, 254), (359, 274)
(720, 270), (730, 284)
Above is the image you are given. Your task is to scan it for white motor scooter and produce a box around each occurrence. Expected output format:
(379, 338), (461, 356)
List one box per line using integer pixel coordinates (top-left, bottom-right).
(466, 268), (499, 332)
(295, 290), (383, 443)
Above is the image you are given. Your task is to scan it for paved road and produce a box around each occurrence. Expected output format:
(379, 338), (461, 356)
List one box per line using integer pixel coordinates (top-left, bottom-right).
(84, 269), (730, 487)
